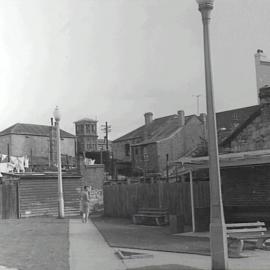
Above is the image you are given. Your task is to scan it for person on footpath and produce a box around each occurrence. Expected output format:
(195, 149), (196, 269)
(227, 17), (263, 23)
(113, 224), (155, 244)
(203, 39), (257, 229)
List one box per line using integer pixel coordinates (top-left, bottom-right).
(80, 186), (90, 223)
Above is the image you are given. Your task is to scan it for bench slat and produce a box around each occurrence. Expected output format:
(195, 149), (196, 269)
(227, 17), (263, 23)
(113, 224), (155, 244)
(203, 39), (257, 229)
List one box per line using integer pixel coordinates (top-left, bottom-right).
(139, 208), (168, 210)
(226, 222), (265, 228)
(228, 233), (270, 240)
(227, 228), (266, 234)
(134, 214), (166, 218)
(138, 212), (167, 215)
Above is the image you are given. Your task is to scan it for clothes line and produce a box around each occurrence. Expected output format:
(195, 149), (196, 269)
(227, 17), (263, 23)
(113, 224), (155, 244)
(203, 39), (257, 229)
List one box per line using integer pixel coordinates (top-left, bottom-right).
(0, 154), (29, 173)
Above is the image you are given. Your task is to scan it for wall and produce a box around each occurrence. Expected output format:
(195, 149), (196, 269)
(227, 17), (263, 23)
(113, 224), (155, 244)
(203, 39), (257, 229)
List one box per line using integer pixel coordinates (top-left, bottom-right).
(158, 117), (205, 172)
(221, 113), (270, 153)
(0, 134), (75, 158)
(132, 143), (159, 173)
(79, 161), (105, 189)
(60, 137), (76, 157)
(113, 138), (139, 162)
(194, 165), (270, 224)
(221, 165), (270, 223)
(0, 135), (11, 155)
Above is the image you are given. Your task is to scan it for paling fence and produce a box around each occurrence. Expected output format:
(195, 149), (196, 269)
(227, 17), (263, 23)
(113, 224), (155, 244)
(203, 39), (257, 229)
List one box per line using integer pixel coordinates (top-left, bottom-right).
(104, 181), (210, 229)
(0, 180), (19, 219)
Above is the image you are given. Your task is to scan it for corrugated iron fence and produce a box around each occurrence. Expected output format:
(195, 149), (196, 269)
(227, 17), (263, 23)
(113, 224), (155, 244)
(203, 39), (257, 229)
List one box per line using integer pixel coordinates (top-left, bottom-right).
(104, 182), (210, 222)
(19, 174), (82, 217)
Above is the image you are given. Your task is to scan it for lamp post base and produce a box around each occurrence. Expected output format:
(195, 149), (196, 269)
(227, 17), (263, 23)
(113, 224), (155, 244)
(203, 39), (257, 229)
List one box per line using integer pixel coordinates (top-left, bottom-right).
(210, 222), (228, 270)
(58, 198), (65, 219)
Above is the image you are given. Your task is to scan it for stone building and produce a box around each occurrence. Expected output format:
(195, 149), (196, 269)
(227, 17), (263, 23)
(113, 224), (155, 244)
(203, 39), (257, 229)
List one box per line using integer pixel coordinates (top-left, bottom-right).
(112, 111), (206, 176)
(220, 86), (270, 153)
(0, 122), (76, 167)
(74, 118), (98, 154)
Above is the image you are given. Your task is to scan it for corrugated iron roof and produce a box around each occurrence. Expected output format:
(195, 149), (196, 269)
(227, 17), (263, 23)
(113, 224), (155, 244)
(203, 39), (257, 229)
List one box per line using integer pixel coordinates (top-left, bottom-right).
(113, 114), (195, 144)
(0, 123), (75, 138)
(173, 149), (270, 170)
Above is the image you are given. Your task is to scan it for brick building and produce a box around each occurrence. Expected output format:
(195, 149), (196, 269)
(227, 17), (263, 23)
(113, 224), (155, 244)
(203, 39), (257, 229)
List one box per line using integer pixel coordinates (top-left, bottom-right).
(112, 110), (206, 176)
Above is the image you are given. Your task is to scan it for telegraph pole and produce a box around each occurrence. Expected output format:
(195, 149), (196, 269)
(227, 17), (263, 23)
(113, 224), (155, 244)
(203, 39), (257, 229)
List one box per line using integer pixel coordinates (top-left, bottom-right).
(101, 122), (112, 151)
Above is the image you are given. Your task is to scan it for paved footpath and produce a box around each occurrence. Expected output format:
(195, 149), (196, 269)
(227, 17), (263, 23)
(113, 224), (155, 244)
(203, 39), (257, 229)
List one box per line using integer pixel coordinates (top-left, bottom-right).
(69, 219), (126, 270)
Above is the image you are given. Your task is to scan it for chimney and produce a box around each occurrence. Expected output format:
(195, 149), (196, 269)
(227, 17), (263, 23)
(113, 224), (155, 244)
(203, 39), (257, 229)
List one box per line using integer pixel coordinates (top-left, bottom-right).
(259, 85), (270, 104)
(255, 49), (270, 103)
(199, 113), (207, 123)
(177, 110), (185, 127)
(144, 112), (153, 125)
(259, 85), (270, 122)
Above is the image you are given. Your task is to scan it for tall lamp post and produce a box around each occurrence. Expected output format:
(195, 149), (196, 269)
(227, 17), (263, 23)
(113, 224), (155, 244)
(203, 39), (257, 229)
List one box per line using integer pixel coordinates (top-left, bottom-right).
(195, 0), (228, 269)
(54, 106), (65, 218)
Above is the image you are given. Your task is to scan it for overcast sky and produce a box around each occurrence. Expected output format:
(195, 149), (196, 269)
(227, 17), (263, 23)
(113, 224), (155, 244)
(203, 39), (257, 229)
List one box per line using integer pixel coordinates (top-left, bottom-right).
(0, 0), (269, 139)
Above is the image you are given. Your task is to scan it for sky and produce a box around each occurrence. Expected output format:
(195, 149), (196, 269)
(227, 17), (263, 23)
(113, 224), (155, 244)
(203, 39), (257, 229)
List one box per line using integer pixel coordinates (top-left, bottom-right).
(0, 0), (270, 140)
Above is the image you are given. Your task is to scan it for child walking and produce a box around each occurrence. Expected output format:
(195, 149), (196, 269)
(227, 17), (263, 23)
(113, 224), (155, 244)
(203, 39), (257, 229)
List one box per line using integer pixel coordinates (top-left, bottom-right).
(80, 186), (90, 223)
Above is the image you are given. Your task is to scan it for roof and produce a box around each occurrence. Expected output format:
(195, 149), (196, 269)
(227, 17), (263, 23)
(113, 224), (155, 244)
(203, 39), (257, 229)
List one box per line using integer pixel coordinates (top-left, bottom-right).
(0, 123), (75, 138)
(216, 105), (260, 141)
(220, 105), (263, 146)
(173, 149), (270, 170)
(74, 118), (97, 123)
(113, 105), (260, 146)
(113, 114), (196, 144)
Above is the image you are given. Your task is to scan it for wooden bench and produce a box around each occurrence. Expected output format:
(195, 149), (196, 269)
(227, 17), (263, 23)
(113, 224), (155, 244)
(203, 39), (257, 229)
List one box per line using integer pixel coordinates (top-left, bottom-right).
(132, 208), (169, 226)
(226, 221), (270, 257)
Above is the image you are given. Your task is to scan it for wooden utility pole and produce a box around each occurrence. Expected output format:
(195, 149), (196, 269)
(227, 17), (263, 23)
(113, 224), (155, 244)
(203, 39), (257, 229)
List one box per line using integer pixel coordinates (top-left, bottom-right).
(101, 122), (112, 151)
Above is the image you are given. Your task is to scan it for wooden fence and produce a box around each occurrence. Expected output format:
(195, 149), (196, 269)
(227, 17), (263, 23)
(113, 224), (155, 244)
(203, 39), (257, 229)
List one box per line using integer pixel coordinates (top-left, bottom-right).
(104, 181), (210, 228)
(0, 180), (19, 219)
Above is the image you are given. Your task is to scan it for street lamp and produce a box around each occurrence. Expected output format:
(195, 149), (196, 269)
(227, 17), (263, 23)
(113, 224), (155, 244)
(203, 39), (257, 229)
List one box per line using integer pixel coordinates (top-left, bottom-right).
(196, 1), (228, 269)
(53, 106), (65, 218)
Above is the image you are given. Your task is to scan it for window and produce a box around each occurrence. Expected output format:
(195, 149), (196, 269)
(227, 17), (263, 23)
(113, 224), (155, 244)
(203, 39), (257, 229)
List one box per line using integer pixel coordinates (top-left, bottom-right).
(86, 124), (90, 134)
(232, 112), (239, 121)
(80, 143), (85, 152)
(92, 125), (96, 133)
(135, 148), (138, 155)
(87, 144), (91, 150)
(76, 124), (84, 134)
(125, 144), (130, 156)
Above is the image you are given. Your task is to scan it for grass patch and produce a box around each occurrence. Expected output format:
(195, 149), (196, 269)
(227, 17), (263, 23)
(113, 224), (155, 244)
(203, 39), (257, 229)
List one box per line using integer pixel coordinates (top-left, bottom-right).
(0, 218), (69, 270)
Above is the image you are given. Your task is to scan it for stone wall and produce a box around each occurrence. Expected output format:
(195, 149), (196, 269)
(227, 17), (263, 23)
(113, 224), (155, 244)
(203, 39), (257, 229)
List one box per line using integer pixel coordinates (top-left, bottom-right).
(222, 113), (270, 153)
(79, 160), (105, 189)
(157, 116), (205, 172)
(0, 134), (75, 158)
(132, 143), (159, 174)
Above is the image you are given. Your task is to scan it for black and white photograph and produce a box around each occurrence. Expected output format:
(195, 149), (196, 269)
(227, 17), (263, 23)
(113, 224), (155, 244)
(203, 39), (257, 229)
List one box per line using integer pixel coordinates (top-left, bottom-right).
(0, 0), (270, 269)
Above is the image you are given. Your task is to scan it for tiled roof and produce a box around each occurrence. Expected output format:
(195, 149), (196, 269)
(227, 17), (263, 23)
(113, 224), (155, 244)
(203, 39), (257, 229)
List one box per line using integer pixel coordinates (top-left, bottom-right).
(113, 114), (195, 144)
(0, 123), (75, 138)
